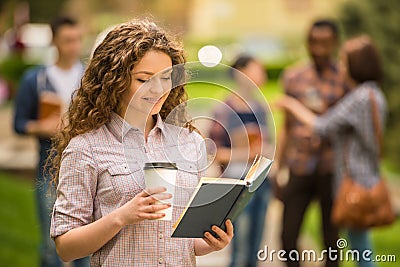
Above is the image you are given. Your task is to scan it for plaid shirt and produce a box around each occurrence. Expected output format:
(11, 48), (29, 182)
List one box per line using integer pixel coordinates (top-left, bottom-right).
(50, 113), (207, 266)
(314, 82), (387, 193)
(282, 62), (347, 176)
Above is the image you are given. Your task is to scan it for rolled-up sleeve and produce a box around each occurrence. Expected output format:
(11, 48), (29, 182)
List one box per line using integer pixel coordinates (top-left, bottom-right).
(50, 135), (98, 238)
(314, 90), (362, 137)
(14, 69), (39, 135)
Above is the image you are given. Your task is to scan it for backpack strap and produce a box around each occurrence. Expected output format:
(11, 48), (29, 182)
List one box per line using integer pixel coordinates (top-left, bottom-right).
(36, 67), (47, 94)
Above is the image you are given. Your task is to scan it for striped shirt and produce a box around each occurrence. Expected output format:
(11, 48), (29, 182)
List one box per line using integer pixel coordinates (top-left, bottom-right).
(50, 113), (207, 266)
(208, 98), (269, 178)
(314, 82), (387, 193)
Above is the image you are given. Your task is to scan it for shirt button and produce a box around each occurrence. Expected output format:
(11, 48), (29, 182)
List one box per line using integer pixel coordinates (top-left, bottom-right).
(158, 258), (164, 264)
(159, 233), (163, 239)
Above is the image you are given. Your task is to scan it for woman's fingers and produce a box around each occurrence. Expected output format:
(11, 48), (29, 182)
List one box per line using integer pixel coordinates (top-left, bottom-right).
(203, 232), (225, 251)
(210, 225), (228, 241)
(203, 220), (234, 251)
(126, 186), (174, 223)
(140, 187), (167, 197)
(143, 192), (172, 205)
(140, 212), (166, 220)
(141, 203), (171, 214)
(225, 219), (234, 237)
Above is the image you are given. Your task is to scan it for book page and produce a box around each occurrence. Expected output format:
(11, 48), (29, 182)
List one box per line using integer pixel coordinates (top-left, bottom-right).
(200, 177), (246, 185)
(248, 157), (273, 192)
(243, 155), (260, 184)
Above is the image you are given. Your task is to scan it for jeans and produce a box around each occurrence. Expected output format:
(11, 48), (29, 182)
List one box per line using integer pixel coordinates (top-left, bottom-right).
(36, 155), (90, 267)
(229, 180), (271, 267)
(347, 229), (376, 267)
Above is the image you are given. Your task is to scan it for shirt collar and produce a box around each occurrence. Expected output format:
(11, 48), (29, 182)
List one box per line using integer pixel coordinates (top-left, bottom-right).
(153, 114), (165, 133)
(108, 112), (166, 143)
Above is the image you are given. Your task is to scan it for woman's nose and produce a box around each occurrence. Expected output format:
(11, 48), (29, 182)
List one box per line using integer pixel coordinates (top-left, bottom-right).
(149, 78), (164, 94)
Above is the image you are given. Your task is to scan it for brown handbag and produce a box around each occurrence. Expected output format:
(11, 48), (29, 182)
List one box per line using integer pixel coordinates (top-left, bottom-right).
(331, 90), (395, 229)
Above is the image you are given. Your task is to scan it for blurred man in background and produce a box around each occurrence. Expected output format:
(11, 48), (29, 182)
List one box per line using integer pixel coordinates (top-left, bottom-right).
(13, 17), (88, 267)
(276, 19), (347, 267)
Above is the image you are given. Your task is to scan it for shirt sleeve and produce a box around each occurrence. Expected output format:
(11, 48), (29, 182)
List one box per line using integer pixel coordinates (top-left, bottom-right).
(13, 69), (39, 134)
(314, 89), (363, 137)
(50, 135), (98, 238)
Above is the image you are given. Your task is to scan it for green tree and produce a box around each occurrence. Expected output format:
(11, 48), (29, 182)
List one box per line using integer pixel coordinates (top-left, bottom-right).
(339, 0), (400, 171)
(26, 0), (68, 22)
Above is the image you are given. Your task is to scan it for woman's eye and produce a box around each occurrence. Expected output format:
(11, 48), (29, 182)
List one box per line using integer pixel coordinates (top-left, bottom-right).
(161, 76), (171, 81)
(137, 78), (148, 83)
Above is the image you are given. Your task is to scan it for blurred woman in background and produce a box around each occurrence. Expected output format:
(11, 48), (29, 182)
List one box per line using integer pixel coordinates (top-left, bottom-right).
(209, 54), (271, 267)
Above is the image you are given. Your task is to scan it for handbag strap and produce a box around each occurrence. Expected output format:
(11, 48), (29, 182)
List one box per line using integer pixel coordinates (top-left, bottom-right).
(343, 88), (382, 175)
(369, 89), (383, 159)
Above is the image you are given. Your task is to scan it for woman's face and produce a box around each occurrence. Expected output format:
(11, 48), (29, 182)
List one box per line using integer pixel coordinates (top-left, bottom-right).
(241, 60), (267, 88)
(123, 50), (173, 118)
(236, 60), (267, 89)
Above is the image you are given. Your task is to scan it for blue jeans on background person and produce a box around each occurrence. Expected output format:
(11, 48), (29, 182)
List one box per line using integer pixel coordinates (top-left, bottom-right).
(36, 155), (90, 267)
(229, 180), (271, 267)
(347, 229), (376, 267)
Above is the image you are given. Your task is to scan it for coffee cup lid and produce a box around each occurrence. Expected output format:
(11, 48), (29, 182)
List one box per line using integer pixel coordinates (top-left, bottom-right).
(143, 162), (177, 170)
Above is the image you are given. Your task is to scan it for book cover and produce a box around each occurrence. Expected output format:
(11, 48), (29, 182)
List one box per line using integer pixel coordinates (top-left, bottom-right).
(171, 156), (273, 238)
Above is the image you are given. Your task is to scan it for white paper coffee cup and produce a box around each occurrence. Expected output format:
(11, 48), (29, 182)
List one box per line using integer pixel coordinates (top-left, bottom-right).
(143, 162), (177, 220)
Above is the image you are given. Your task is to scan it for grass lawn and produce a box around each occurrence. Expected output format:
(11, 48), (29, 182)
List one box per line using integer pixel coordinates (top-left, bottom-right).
(186, 79), (285, 131)
(0, 172), (39, 267)
(186, 79), (283, 104)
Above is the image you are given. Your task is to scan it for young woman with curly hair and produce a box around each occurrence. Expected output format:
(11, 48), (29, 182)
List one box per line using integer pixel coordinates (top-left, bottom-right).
(49, 20), (233, 266)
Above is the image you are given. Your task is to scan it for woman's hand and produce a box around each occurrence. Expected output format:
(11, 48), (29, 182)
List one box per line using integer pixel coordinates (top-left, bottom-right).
(273, 95), (297, 112)
(194, 219), (234, 256)
(115, 186), (172, 226)
(54, 186), (171, 262)
(274, 95), (317, 128)
(26, 113), (61, 137)
(203, 219), (234, 251)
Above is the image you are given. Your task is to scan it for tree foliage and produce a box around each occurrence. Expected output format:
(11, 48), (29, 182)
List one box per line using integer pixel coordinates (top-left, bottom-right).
(339, 0), (400, 170)
(26, 0), (67, 22)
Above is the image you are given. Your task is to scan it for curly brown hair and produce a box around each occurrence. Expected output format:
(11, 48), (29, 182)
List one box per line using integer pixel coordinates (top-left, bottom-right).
(47, 20), (193, 186)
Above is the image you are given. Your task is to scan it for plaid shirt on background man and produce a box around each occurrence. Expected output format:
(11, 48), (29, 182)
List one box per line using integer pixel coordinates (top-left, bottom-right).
(282, 62), (348, 176)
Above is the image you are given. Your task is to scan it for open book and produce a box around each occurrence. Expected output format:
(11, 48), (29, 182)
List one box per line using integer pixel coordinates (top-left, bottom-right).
(171, 156), (273, 238)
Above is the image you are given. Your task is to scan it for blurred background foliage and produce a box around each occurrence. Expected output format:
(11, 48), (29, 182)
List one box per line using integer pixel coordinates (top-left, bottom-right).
(338, 0), (400, 172)
(0, 0), (399, 169)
